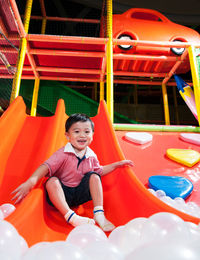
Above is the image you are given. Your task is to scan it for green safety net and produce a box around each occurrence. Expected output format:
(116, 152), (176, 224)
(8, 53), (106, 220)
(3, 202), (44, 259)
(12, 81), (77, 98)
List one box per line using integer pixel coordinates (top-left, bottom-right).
(19, 80), (138, 124)
(195, 47), (200, 73)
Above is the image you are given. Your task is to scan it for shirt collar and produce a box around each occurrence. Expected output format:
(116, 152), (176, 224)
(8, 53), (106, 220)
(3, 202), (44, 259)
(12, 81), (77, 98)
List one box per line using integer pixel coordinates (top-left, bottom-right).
(64, 142), (97, 159)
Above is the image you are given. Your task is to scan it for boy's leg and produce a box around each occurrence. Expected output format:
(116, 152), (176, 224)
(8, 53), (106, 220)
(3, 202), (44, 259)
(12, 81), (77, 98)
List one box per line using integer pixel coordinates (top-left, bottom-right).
(46, 177), (70, 215)
(89, 173), (115, 231)
(46, 177), (94, 226)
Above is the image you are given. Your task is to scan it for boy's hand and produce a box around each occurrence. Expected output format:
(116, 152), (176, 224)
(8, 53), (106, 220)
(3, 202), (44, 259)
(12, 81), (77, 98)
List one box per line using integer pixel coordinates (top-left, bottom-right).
(11, 181), (33, 204)
(118, 160), (134, 167)
(102, 159), (134, 176)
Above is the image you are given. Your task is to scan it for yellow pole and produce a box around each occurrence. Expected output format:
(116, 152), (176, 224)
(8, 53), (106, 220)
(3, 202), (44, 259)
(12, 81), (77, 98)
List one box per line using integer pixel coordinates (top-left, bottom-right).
(162, 83), (170, 125)
(94, 82), (98, 101)
(188, 45), (200, 125)
(10, 38), (27, 103)
(30, 7), (46, 116)
(106, 0), (114, 122)
(23, 0), (33, 33)
(172, 85), (180, 125)
(100, 81), (104, 101)
(133, 85), (138, 121)
(31, 77), (40, 116)
(41, 18), (47, 34)
(10, 0), (33, 103)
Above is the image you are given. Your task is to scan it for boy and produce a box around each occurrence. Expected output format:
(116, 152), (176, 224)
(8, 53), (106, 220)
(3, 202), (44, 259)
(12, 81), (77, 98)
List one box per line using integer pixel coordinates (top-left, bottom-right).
(12, 113), (133, 231)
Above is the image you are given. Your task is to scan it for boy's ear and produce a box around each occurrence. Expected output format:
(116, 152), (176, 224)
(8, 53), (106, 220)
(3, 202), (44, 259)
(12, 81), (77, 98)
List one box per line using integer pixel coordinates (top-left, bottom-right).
(65, 132), (69, 139)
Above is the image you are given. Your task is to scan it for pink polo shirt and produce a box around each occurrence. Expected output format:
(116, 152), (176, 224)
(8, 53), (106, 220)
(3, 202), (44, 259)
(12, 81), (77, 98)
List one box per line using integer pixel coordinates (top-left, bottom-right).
(43, 143), (103, 187)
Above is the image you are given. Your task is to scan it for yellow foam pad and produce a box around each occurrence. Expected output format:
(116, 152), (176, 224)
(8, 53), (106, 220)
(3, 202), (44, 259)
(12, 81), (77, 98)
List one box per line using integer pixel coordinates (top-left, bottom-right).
(166, 148), (200, 167)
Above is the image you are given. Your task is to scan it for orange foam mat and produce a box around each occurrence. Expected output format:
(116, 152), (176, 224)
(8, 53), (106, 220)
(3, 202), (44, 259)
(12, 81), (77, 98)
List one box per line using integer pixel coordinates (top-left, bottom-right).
(0, 97), (199, 247)
(116, 131), (200, 205)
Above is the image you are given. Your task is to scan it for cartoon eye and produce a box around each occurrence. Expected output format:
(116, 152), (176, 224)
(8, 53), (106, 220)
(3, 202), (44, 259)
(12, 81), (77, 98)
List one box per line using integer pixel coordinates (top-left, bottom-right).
(171, 40), (185, 55)
(117, 34), (133, 50)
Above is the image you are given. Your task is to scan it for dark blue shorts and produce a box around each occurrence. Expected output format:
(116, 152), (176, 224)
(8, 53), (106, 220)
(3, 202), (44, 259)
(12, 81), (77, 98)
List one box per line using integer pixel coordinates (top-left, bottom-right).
(45, 171), (101, 207)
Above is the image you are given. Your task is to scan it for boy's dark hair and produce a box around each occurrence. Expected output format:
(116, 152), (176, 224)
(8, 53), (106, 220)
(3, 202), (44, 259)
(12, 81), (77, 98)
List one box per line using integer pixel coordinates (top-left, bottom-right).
(65, 113), (94, 132)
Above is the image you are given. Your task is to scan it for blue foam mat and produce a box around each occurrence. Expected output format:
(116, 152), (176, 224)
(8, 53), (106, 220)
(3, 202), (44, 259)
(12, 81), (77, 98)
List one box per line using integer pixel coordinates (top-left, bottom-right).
(148, 175), (193, 199)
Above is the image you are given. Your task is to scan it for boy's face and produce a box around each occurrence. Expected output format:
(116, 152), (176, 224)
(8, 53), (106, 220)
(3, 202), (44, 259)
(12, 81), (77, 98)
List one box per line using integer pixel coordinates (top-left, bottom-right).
(65, 121), (94, 152)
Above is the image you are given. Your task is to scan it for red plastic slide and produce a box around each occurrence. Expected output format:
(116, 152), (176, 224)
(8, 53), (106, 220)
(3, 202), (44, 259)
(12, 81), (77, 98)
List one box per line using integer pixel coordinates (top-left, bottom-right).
(0, 97), (199, 247)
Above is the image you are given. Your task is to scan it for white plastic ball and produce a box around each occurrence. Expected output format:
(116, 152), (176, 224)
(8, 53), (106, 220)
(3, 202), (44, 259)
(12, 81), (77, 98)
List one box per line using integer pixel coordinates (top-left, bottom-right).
(66, 230), (107, 248)
(0, 220), (22, 259)
(33, 241), (89, 260)
(125, 242), (200, 260)
(155, 190), (166, 198)
(0, 203), (16, 218)
(140, 212), (190, 245)
(67, 223), (107, 240)
(83, 240), (124, 260)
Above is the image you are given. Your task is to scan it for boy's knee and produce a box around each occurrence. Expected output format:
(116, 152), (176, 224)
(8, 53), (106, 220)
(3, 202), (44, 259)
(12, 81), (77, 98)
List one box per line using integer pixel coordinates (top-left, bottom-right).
(46, 177), (60, 190)
(89, 173), (101, 183)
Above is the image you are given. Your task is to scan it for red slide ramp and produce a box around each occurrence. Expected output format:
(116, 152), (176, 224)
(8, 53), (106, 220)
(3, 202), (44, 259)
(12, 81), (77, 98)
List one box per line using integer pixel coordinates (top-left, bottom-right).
(0, 97), (199, 247)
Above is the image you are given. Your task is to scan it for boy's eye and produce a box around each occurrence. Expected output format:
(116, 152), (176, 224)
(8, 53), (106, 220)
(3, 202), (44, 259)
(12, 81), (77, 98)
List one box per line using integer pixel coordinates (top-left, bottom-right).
(85, 131), (90, 134)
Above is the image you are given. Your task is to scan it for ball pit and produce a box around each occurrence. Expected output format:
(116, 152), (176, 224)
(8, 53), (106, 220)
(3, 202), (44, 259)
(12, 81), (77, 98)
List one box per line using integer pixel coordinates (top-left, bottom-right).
(0, 210), (200, 259)
(148, 188), (200, 218)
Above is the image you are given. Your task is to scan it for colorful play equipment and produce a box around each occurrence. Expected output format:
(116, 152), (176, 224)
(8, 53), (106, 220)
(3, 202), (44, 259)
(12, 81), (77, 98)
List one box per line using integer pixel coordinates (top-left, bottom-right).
(166, 148), (200, 167)
(19, 80), (138, 124)
(174, 74), (198, 121)
(115, 129), (200, 203)
(180, 133), (200, 145)
(148, 175), (193, 199)
(0, 1), (200, 125)
(1, 0), (200, 248)
(124, 132), (153, 144)
(1, 97), (200, 247)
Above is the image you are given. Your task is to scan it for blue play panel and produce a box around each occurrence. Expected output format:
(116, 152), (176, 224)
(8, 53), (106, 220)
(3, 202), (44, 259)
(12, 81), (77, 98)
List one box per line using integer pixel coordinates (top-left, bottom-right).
(148, 175), (193, 199)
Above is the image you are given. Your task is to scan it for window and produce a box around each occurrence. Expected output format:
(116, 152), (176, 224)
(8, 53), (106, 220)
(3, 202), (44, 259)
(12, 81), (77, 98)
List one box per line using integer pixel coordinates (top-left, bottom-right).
(131, 12), (162, 22)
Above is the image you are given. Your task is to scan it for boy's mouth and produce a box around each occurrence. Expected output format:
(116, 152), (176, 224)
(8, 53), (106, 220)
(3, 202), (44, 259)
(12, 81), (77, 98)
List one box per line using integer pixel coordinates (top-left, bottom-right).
(77, 140), (86, 144)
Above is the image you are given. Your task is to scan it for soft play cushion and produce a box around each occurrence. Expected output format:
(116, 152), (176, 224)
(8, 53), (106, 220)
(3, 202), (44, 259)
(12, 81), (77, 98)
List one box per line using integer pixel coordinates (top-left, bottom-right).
(180, 133), (200, 146)
(124, 132), (153, 144)
(166, 148), (200, 167)
(148, 175), (193, 199)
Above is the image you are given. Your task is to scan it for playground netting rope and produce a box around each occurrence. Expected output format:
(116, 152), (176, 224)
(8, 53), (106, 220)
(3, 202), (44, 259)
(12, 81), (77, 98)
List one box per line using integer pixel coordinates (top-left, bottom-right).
(0, 0), (19, 113)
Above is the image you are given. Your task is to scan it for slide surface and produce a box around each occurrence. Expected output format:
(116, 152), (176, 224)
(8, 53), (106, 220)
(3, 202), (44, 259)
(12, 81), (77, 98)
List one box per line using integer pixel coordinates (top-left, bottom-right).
(0, 97), (200, 247)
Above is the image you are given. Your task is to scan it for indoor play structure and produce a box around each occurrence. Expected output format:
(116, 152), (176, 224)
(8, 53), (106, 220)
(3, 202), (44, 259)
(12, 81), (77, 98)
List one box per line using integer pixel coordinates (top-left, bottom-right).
(1, 0), (200, 248)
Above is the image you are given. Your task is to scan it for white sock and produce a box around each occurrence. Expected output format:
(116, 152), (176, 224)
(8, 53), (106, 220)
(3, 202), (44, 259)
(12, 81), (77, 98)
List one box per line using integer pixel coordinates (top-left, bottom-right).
(64, 210), (95, 227)
(93, 206), (115, 232)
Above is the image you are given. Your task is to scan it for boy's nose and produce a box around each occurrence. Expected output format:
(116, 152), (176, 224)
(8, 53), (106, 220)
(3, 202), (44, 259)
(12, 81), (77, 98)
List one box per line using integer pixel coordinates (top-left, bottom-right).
(80, 131), (86, 137)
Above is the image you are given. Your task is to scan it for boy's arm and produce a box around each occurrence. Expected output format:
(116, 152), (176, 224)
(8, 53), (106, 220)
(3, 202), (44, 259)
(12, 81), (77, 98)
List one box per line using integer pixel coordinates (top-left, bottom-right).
(102, 159), (133, 176)
(11, 164), (49, 204)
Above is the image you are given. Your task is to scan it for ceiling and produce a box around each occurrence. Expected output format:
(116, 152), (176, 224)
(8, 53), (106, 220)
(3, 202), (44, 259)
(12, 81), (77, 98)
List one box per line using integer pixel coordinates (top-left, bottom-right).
(56, 0), (200, 27)
(16, 0), (200, 29)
